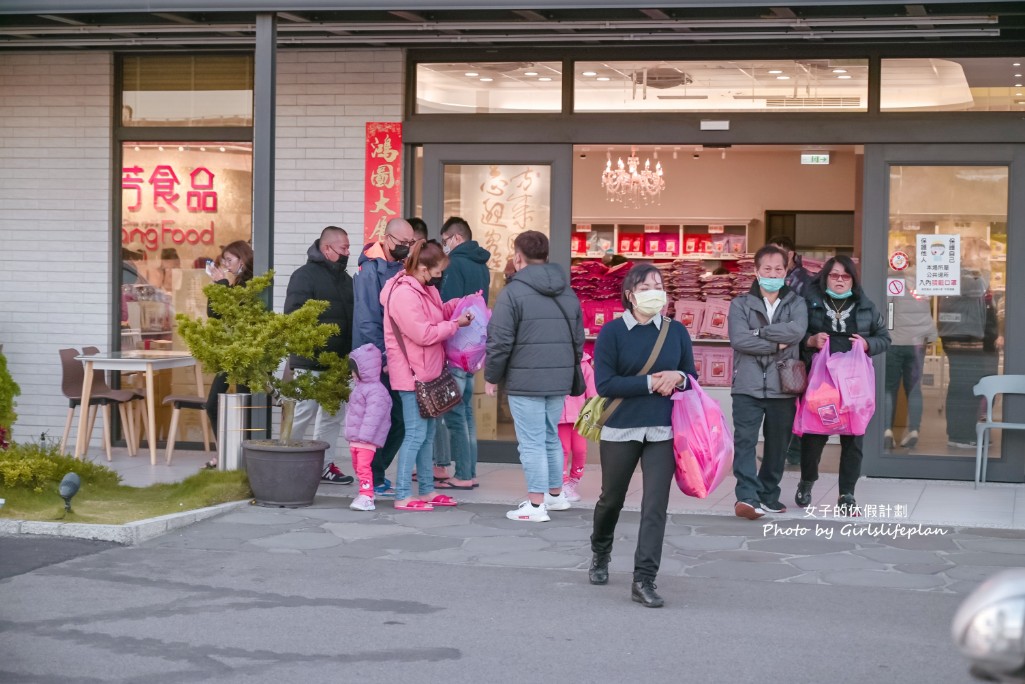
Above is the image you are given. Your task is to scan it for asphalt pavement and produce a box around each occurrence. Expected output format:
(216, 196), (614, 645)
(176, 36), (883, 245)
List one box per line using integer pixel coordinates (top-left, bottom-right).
(2, 495), (1014, 683)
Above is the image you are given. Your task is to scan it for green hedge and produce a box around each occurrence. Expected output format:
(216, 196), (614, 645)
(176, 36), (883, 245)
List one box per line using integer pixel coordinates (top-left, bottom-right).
(0, 442), (120, 493)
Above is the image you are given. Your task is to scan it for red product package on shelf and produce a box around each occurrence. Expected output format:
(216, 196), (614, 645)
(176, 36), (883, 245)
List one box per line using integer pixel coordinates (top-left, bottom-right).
(699, 298), (731, 338)
(692, 347), (706, 384)
(674, 299), (705, 337)
(704, 348), (733, 386)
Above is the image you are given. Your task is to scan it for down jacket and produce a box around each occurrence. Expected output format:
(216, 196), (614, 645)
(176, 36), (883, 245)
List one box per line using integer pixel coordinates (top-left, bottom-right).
(352, 241), (404, 362)
(484, 263), (585, 397)
(728, 282), (808, 399)
(283, 239), (354, 371)
(560, 353), (597, 423)
(380, 273), (460, 392)
(344, 344), (392, 448)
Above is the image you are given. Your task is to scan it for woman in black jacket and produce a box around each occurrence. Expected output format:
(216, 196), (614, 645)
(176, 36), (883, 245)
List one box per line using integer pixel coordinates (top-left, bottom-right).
(796, 256), (890, 515)
(202, 240), (253, 467)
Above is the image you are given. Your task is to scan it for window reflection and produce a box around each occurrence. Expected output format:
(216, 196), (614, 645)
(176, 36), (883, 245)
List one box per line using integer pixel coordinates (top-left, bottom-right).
(881, 57), (1025, 111)
(575, 59), (868, 112)
(416, 62), (563, 113)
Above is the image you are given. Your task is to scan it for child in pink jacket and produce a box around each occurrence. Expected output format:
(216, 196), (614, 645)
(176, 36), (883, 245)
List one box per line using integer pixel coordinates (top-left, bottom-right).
(558, 352), (597, 502)
(345, 344), (392, 511)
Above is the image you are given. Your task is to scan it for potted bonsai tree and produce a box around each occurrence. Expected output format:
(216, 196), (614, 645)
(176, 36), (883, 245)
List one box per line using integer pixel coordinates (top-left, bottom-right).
(176, 271), (349, 506)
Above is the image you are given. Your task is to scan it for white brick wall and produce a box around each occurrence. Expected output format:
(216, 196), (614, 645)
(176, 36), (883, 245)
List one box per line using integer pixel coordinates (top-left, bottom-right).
(0, 48), (403, 449)
(273, 48), (404, 310)
(0, 52), (113, 447)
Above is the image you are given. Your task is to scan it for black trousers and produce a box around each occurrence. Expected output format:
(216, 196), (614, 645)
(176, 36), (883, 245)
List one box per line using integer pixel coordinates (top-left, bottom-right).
(801, 433), (864, 496)
(591, 438), (675, 583)
(371, 372), (405, 487)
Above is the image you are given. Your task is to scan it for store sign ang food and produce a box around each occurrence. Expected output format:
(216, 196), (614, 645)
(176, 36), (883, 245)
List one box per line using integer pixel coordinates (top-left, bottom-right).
(121, 163), (219, 251)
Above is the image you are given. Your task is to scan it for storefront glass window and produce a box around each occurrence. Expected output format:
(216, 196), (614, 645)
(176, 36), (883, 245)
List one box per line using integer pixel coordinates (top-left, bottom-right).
(574, 59), (868, 112)
(443, 163), (552, 441)
(416, 62), (563, 113)
(881, 57), (1025, 112)
(885, 165), (1008, 458)
(122, 54), (254, 126)
(120, 142), (253, 352)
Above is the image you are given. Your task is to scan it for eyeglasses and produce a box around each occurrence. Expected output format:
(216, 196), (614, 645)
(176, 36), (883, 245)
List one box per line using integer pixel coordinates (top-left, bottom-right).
(827, 273), (853, 283)
(388, 234), (417, 247)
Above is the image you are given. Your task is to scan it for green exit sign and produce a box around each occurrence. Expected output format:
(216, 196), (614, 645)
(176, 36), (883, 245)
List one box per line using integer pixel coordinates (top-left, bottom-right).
(801, 153), (831, 165)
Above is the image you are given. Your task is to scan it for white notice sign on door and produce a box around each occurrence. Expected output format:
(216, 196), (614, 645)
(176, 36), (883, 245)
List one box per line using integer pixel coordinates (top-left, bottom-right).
(916, 234), (961, 296)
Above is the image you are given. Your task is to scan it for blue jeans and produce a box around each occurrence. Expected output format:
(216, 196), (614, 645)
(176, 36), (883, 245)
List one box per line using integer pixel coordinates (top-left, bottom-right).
(884, 345), (926, 431)
(507, 395), (564, 494)
(444, 368), (477, 480)
(394, 391), (437, 501)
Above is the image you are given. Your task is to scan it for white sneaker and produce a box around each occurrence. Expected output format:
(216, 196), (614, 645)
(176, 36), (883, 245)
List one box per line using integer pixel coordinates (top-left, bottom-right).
(900, 430), (919, 448)
(506, 500), (550, 522)
(544, 491), (571, 511)
(883, 429), (894, 449)
(562, 480), (582, 503)
(349, 494), (376, 511)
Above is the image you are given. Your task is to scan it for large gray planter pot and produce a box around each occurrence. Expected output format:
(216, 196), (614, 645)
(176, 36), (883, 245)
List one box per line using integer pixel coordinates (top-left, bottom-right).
(242, 439), (328, 507)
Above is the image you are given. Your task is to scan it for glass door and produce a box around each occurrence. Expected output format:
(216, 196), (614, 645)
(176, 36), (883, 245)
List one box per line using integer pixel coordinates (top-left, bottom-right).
(420, 144), (573, 461)
(863, 145), (1025, 482)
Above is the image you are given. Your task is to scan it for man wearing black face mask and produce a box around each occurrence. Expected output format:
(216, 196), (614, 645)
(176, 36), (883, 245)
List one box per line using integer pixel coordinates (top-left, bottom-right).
(285, 225), (355, 485)
(354, 217), (417, 495)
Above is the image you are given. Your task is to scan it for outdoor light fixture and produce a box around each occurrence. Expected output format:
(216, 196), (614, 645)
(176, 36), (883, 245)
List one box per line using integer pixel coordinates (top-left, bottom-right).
(59, 472), (80, 513)
(601, 146), (666, 207)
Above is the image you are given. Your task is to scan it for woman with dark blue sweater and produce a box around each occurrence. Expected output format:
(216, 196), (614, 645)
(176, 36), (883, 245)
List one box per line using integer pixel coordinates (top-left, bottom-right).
(589, 263), (696, 608)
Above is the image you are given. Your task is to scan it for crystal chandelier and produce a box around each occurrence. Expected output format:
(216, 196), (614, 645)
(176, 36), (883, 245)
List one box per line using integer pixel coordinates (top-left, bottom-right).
(601, 146), (666, 206)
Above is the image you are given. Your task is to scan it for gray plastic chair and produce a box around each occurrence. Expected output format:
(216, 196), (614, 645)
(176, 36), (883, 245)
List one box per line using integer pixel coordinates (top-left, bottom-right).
(972, 374), (1025, 487)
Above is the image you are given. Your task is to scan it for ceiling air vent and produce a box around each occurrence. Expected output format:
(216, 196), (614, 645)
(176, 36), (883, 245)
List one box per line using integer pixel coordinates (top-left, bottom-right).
(632, 67), (693, 89)
(765, 97), (862, 108)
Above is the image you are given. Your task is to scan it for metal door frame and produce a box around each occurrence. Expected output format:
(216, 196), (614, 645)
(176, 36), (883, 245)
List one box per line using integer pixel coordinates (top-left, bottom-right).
(421, 143), (574, 462)
(862, 143), (1025, 482)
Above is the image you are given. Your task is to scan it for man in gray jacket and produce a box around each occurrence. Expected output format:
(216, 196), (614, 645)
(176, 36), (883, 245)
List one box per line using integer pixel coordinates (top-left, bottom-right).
(485, 231), (585, 522)
(729, 245), (808, 520)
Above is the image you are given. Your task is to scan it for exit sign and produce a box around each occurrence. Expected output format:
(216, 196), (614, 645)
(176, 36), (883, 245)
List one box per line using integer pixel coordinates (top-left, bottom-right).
(801, 153), (831, 165)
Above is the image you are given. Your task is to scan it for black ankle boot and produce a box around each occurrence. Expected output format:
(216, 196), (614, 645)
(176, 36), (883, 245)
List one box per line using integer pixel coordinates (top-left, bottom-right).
(631, 579), (664, 608)
(589, 554), (610, 585)
(795, 480), (813, 507)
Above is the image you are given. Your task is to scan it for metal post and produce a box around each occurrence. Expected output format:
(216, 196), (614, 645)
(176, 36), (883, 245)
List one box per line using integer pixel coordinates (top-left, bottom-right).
(217, 393), (251, 471)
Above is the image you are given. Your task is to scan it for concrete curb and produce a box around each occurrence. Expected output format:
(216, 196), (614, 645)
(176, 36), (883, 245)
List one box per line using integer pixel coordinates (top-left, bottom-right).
(0, 499), (251, 545)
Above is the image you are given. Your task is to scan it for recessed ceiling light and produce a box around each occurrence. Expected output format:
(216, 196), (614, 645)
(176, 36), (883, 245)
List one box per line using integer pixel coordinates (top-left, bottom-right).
(1015, 63), (1022, 67)
(832, 69), (847, 74)
(219, 147), (226, 152)
(837, 75), (852, 79)
(178, 146), (185, 152)
(480, 77), (493, 82)
(158, 146), (164, 151)
(524, 71), (538, 76)
(539, 77), (552, 82)
(1018, 92), (1023, 96)
(464, 72), (478, 77)
(776, 75), (790, 80)
(582, 71), (597, 77)
(596, 76), (610, 81)
(200, 147), (206, 152)
(768, 70), (783, 74)
(1017, 83), (1023, 87)
(1016, 74), (1023, 78)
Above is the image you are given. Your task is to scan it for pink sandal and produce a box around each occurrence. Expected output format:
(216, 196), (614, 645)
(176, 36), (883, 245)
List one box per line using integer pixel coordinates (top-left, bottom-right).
(394, 500), (434, 512)
(425, 494), (458, 507)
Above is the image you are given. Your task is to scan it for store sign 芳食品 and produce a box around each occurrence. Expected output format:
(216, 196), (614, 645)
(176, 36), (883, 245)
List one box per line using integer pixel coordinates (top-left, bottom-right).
(120, 144), (253, 255)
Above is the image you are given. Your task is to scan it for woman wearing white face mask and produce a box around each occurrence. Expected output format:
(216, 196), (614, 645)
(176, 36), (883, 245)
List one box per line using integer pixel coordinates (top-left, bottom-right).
(589, 263), (697, 608)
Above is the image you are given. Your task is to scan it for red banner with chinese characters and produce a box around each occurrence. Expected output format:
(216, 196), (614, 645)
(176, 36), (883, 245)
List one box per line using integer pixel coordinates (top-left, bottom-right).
(364, 122), (403, 243)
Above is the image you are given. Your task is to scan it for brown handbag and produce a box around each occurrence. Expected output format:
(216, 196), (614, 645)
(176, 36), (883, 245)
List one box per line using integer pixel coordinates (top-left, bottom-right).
(387, 286), (463, 418)
(776, 357), (808, 395)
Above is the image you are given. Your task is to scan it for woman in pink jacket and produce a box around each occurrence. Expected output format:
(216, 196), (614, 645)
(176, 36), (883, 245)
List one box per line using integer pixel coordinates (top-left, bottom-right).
(381, 239), (474, 511)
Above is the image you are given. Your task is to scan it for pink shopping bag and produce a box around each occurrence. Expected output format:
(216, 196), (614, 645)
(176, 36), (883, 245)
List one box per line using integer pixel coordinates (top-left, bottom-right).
(444, 294), (491, 373)
(794, 338), (873, 436)
(671, 376), (734, 498)
(825, 340), (876, 435)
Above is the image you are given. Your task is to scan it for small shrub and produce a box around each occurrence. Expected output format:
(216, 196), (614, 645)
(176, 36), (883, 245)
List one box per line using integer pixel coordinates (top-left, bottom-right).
(0, 350), (19, 446)
(0, 442), (120, 492)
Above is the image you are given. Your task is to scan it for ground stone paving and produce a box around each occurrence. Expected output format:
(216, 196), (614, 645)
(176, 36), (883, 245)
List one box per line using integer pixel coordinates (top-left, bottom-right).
(146, 495), (1025, 595)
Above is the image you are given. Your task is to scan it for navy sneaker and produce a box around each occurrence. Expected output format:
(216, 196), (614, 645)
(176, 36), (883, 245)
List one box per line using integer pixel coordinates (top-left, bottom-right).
(321, 462), (354, 485)
(374, 481), (395, 497)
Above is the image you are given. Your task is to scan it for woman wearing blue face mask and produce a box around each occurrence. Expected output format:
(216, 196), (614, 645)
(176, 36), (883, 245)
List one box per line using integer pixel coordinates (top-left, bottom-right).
(796, 255), (890, 515)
